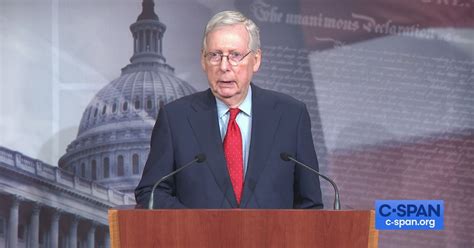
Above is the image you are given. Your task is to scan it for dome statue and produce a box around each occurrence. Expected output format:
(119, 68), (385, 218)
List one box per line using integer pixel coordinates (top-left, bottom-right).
(59, 0), (196, 195)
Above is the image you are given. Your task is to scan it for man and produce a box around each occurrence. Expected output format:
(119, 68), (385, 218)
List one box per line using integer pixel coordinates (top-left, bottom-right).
(135, 10), (323, 209)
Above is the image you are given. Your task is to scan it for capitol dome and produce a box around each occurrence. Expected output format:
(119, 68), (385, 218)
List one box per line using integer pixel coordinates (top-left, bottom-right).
(59, 0), (196, 194)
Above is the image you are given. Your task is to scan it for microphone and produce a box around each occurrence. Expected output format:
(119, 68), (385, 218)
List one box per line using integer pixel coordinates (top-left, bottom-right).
(148, 154), (207, 209)
(280, 152), (341, 210)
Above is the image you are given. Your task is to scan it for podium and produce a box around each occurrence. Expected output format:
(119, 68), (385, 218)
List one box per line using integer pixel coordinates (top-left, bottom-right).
(108, 209), (378, 248)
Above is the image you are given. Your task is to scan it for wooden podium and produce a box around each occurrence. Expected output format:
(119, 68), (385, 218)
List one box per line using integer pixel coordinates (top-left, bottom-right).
(108, 209), (378, 248)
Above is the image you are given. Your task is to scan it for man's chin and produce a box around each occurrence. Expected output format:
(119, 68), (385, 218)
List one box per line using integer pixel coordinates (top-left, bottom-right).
(217, 93), (237, 99)
(216, 89), (238, 98)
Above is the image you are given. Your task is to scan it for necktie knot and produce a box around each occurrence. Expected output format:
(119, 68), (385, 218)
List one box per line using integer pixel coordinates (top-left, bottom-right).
(228, 108), (240, 122)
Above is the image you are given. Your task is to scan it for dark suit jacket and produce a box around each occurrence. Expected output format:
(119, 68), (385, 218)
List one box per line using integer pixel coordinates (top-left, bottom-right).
(135, 84), (323, 209)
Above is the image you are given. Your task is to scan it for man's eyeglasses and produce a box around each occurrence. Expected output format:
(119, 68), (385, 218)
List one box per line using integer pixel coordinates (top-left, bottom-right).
(204, 51), (252, 66)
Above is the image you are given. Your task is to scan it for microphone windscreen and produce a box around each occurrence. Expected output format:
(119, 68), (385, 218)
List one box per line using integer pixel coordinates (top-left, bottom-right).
(280, 152), (291, 161)
(195, 153), (207, 163)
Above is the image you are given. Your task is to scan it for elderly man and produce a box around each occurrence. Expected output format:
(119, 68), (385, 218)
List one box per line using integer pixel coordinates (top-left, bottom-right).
(135, 10), (323, 209)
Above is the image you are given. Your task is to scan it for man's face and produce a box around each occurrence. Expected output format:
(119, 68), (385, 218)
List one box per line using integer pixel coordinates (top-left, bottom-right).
(201, 24), (261, 107)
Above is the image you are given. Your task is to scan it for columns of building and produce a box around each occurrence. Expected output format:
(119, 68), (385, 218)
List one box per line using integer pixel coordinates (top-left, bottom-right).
(145, 30), (150, 51)
(159, 32), (163, 53)
(133, 32), (138, 53)
(50, 210), (61, 248)
(140, 30), (145, 52)
(152, 32), (157, 52)
(104, 230), (110, 248)
(5, 195), (109, 248)
(8, 196), (20, 248)
(30, 203), (41, 247)
(69, 215), (79, 248)
(87, 222), (96, 248)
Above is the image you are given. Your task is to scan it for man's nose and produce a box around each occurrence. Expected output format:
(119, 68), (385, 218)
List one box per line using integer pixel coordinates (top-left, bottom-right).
(219, 56), (231, 71)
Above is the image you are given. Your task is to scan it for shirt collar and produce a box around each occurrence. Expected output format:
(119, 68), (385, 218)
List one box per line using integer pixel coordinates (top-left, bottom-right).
(216, 85), (252, 118)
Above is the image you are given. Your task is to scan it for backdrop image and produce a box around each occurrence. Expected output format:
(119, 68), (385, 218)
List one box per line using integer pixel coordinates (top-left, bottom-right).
(0, 0), (473, 247)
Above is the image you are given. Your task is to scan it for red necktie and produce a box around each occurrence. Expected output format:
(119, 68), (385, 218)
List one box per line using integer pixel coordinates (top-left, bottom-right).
(223, 108), (244, 204)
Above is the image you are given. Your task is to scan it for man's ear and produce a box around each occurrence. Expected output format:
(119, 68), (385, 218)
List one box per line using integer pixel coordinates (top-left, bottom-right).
(200, 50), (207, 71)
(253, 49), (262, 72)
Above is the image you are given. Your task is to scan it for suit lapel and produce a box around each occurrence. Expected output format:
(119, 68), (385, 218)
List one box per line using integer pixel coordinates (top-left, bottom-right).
(187, 90), (238, 208)
(241, 85), (282, 207)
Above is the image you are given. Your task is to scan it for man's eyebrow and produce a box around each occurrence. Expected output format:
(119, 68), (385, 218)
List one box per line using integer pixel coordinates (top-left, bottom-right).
(209, 49), (242, 53)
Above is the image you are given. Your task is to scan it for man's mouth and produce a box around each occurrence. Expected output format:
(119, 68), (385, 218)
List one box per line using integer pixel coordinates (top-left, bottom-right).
(217, 80), (235, 87)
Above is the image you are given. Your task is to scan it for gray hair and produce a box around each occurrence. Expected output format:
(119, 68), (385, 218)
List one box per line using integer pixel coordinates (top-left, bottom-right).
(202, 10), (260, 52)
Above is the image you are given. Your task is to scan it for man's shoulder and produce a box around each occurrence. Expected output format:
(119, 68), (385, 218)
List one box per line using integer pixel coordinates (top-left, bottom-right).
(253, 84), (306, 110)
(163, 89), (212, 111)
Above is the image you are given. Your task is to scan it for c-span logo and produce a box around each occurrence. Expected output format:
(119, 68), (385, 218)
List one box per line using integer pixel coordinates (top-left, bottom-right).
(375, 200), (444, 230)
